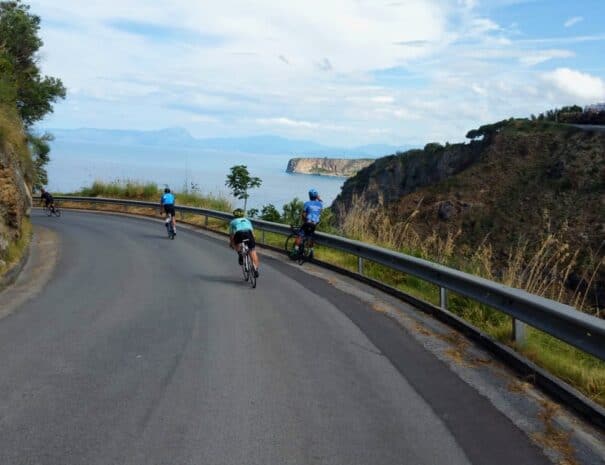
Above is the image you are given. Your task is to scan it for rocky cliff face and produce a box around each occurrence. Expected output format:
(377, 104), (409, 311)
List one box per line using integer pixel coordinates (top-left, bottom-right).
(286, 158), (374, 177)
(0, 121), (32, 269)
(333, 143), (485, 211)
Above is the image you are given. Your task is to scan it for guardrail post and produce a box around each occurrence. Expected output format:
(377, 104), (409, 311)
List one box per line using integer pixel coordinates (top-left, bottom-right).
(440, 287), (448, 310)
(204, 215), (209, 228)
(513, 319), (527, 347)
(261, 229), (266, 245)
(357, 257), (364, 275)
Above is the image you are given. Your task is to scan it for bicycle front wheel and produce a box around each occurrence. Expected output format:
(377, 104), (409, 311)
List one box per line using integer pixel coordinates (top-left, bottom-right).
(53, 208), (61, 217)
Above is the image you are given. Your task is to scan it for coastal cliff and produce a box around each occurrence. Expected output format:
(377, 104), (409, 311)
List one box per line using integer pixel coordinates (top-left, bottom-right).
(286, 158), (374, 177)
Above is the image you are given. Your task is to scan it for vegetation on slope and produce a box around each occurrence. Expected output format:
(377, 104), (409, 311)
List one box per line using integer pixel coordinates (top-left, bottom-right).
(0, 0), (65, 272)
(71, 180), (233, 213)
(335, 119), (604, 309)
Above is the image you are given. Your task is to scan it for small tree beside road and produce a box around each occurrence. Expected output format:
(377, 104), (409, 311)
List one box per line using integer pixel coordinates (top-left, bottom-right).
(225, 165), (262, 212)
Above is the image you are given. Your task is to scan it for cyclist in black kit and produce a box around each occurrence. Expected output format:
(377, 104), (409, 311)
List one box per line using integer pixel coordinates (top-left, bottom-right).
(40, 188), (55, 211)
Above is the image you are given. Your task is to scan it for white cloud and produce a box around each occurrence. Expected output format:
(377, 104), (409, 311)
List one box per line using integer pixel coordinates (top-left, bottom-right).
(564, 16), (583, 28)
(255, 118), (318, 129)
(26, 0), (605, 146)
(471, 84), (487, 96)
(519, 49), (574, 66)
(542, 68), (605, 102)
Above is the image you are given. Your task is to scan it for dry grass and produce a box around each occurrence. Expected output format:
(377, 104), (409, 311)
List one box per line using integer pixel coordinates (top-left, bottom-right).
(0, 219), (32, 276)
(339, 199), (603, 311)
(0, 104), (32, 182)
(532, 400), (578, 465)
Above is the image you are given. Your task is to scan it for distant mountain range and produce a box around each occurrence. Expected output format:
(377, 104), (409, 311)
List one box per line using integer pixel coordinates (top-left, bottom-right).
(46, 127), (411, 158)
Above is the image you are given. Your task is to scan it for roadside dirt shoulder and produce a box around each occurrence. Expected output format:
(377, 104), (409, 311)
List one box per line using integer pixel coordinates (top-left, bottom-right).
(0, 226), (59, 320)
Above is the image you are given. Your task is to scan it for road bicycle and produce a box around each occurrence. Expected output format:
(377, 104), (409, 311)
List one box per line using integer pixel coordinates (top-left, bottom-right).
(164, 214), (176, 240)
(44, 203), (61, 217)
(240, 239), (257, 288)
(285, 225), (314, 265)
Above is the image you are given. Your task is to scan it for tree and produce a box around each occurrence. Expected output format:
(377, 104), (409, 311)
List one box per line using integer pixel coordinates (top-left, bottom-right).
(0, 1), (65, 190)
(247, 208), (259, 218)
(260, 204), (281, 222)
(28, 132), (52, 190)
(0, 1), (66, 127)
(424, 142), (443, 153)
(225, 165), (262, 211)
(282, 197), (304, 225)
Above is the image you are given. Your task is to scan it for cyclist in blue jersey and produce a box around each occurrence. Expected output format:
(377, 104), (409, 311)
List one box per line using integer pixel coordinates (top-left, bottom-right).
(160, 187), (176, 236)
(293, 188), (323, 257)
(229, 208), (260, 276)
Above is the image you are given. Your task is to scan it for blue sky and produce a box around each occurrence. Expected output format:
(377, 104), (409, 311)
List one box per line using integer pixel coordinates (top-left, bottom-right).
(30, 0), (605, 146)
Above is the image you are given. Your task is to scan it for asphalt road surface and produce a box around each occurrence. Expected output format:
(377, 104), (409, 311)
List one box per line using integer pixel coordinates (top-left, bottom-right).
(0, 211), (551, 465)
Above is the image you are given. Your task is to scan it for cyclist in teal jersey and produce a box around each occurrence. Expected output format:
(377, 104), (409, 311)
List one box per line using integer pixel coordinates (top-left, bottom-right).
(160, 187), (176, 235)
(229, 208), (260, 277)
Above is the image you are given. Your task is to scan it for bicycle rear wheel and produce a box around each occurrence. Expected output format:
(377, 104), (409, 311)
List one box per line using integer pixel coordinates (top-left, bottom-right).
(45, 207), (52, 217)
(298, 239), (312, 265)
(242, 253), (251, 281)
(249, 263), (257, 289)
(284, 233), (297, 258)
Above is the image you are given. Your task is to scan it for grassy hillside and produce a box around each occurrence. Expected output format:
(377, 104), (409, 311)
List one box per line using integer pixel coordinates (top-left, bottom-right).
(334, 120), (604, 309)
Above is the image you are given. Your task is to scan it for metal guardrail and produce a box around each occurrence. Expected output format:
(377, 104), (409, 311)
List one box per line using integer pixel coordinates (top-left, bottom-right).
(49, 195), (605, 361)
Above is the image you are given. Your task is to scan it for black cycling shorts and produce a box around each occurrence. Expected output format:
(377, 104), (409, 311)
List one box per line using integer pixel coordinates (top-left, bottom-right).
(164, 204), (176, 217)
(234, 230), (256, 249)
(299, 222), (317, 237)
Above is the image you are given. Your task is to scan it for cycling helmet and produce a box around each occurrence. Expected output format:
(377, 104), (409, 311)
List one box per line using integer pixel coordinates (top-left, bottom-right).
(308, 188), (319, 200)
(233, 208), (245, 218)
(164, 187), (171, 193)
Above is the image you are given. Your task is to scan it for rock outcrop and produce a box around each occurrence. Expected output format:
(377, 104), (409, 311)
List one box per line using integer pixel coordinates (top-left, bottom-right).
(286, 158), (374, 177)
(0, 116), (32, 269)
(333, 143), (484, 211)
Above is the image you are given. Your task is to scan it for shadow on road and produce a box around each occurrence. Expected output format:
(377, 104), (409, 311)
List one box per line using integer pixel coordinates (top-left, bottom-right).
(195, 273), (247, 287)
(139, 233), (172, 240)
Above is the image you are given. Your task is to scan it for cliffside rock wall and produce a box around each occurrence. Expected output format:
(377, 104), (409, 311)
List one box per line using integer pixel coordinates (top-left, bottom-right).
(0, 129), (32, 268)
(333, 143), (485, 213)
(287, 158), (374, 177)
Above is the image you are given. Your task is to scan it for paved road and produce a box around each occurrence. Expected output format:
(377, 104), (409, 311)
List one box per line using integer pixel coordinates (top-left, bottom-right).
(0, 211), (550, 465)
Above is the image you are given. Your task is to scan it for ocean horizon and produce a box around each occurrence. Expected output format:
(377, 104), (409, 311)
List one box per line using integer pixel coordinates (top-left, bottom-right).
(46, 140), (350, 210)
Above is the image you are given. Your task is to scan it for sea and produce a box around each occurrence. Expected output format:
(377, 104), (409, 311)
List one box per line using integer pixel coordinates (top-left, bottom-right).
(46, 141), (354, 210)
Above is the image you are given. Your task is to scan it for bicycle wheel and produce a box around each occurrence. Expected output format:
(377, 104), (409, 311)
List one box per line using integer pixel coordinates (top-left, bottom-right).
(53, 207), (61, 217)
(298, 239), (312, 265)
(249, 263), (257, 289)
(284, 233), (297, 258)
(242, 253), (251, 281)
(45, 207), (52, 217)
